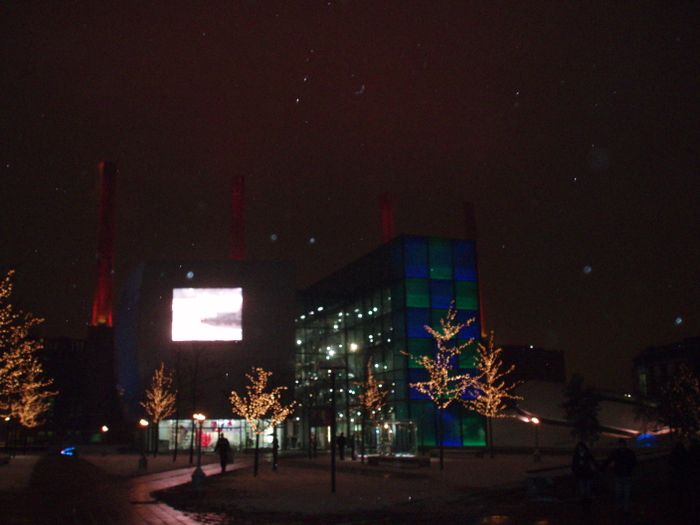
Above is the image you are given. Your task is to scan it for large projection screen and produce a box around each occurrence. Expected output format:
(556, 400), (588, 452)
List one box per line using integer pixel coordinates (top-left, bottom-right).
(171, 288), (243, 341)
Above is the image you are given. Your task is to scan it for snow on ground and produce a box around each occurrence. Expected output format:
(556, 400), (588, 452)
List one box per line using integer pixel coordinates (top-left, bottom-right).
(160, 453), (570, 516)
(0, 455), (41, 491)
(82, 451), (220, 477)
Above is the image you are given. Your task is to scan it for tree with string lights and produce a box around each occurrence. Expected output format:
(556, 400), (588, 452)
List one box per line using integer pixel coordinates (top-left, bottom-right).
(0, 270), (56, 450)
(657, 364), (700, 438)
(141, 362), (177, 456)
(229, 367), (296, 476)
(405, 304), (476, 470)
(467, 331), (521, 458)
(357, 357), (389, 461)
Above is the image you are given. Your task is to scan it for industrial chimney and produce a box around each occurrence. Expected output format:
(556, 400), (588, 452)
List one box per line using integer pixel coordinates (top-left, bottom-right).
(230, 175), (246, 260)
(379, 192), (395, 243)
(90, 161), (117, 327)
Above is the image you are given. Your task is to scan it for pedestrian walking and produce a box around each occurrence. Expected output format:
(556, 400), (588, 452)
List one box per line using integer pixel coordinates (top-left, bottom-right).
(272, 433), (279, 471)
(310, 432), (318, 458)
(572, 441), (598, 512)
(337, 432), (347, 460)
(214, 432), (232, 473)
(603, 438), (636, 513)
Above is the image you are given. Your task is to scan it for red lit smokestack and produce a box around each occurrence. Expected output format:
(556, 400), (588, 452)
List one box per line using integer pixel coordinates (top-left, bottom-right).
(464, 201), (486, 336)
(379, 193), (395, 243)
(91, 161), (117, 327)
(230, 175), (246, 260)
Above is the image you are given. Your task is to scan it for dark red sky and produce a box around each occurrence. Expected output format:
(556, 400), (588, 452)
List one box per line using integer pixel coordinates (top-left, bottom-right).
(1, 2), (698, 390)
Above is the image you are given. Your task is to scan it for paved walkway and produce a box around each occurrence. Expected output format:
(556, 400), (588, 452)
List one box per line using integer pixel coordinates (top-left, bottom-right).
(6, 454), (251, 524)
(128, 462), (242, 524)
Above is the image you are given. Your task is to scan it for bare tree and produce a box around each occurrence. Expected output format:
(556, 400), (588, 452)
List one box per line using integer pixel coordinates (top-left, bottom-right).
(405, 304), (476, 470)
(0, 270), (56, 445)
(141, 362), (177, 456)
(658, 364), (700, 438)
(229, 367), (296, 476)
(467, 331), (521, 458)
(357, 357), (389, 461)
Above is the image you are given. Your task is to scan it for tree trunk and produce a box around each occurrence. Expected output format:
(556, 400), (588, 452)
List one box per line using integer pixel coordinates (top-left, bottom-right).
(488, 416), (494, 458)
(254, 433), (260, 477)
(152, 421), (159, 457)
(272, 426), (278, 472)
(360, 417), (366, 463)
(172, 414), (179, 462)
(438, 407), (444, 471)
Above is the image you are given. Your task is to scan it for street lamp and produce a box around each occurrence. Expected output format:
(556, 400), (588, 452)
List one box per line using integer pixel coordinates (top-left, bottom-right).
(318, 360), (346, 494)
(191, 413), (206, 489)
(138, 419), (149, 470)
(530, 417), (541, 463)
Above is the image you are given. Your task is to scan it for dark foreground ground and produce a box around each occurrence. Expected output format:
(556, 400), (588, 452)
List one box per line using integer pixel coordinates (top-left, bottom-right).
(155, 453), (698, 525)
(1, 450), (697, 524)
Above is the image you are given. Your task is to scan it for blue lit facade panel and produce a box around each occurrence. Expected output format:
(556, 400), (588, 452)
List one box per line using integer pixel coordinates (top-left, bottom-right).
(404, 236), (429, 278)
(453, 240), (478, 281)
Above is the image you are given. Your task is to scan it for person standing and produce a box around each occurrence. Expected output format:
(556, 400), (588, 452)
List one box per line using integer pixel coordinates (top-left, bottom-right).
(603, 438), (636, 513)
(572, 441), (598, 511)
(272, 433), (279, 471)
(337, 432), (347, 460)
(214, 432), (232, 473)
(310, 432), (318, 458)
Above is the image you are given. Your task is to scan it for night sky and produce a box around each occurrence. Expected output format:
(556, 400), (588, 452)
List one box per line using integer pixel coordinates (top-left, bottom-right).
(2, 2), (698, 391)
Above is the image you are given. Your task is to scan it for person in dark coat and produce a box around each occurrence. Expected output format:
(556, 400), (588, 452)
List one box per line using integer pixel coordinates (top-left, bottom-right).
(214, 432), (232, 473)
(337, 432), (347, 460)
(572, 441), (598, 510)
(603, 438), (636, 512)
(310, 432), (318, 458)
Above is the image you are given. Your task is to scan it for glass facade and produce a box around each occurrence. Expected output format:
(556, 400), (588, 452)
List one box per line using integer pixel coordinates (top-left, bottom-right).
(294, 235), (486, 452)
(157, 418), (283, 451)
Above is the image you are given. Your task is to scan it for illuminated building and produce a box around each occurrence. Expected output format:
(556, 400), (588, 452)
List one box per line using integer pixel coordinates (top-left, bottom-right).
(294, 235), (486, 451)
(115, 260), (296, 449)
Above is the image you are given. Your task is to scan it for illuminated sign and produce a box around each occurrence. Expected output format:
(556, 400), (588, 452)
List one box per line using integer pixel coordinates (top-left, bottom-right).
(171, 288), (243, 341)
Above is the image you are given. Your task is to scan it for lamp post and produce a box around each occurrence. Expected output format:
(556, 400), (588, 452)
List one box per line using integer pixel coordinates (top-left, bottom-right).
(191, 413), (206, 489)
(319, 361), (345, 494)
(530, 417), (541, 463)
(138, 419), (149, 470)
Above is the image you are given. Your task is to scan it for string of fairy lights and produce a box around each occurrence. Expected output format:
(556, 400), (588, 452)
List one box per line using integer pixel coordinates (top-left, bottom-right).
(0, 270), (56, 428)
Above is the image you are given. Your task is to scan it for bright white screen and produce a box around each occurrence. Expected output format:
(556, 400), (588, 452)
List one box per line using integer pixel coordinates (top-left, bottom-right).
(171, 288), (243, 341)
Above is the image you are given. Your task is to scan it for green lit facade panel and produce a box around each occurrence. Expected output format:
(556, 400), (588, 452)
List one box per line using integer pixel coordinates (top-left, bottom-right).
(456, 281), (479, 310)
(429, 237), (453, 279)
(462, 412), (487, 447)
(405, 279), (430, 308)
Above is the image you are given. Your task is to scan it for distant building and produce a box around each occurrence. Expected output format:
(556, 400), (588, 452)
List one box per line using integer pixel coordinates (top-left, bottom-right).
(114, 260), (296, 450)
(633, 337), (700, 398)
(294, 235), (486, 451)
(42, 337), (89, 437)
